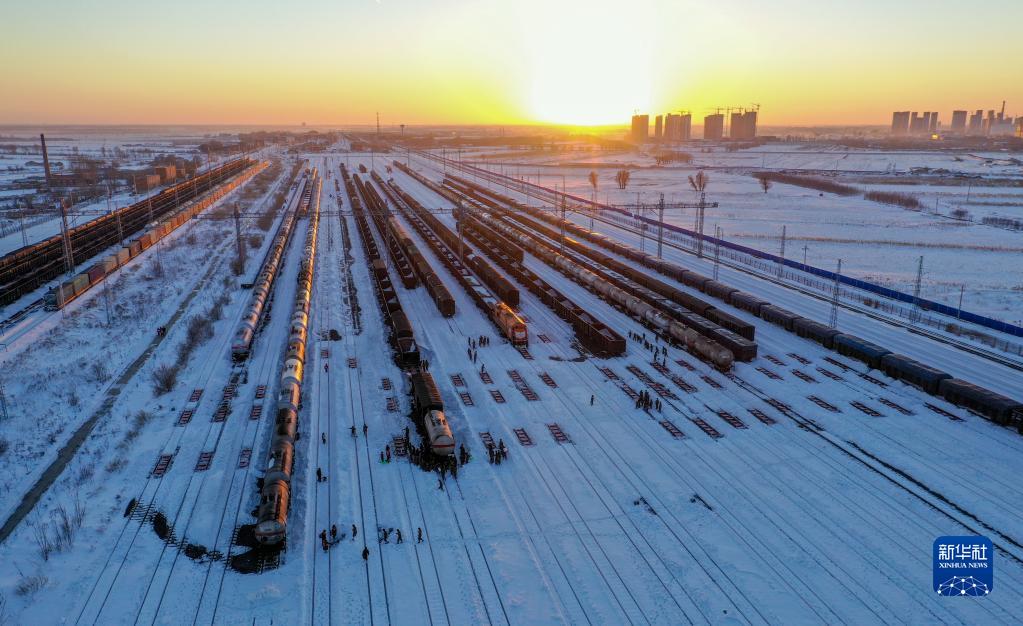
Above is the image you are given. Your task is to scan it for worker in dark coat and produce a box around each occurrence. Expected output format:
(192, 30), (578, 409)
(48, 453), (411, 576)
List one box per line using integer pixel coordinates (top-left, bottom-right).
(352, 524), (358, 541)
(331, 524), (338, 541)
(417, 527), (423, 543)
(396, 529), (403, 543)
(362, 546), (370, 561)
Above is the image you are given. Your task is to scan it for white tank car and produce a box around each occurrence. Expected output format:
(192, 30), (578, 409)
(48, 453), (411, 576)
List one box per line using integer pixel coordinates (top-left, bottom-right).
(278, 381), (301, 413)
(290, 311), (308, 333)
(425, 409), (455, 455)
(281, 358), (304, 387)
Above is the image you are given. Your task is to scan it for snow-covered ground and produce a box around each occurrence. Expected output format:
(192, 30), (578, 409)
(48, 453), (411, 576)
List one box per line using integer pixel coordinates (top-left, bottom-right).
(1, 149), (1021, 625)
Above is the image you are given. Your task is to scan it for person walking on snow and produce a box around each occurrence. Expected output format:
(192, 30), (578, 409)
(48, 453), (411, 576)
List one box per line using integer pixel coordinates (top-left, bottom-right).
(396, 529), (403, 543)
(352, 524), (358, 541)
(417, 527), (423, 543)
(324, 362), (329, 373)
(316, 467), (323, 482)
(321, 432), (326, 444)
(331, 524), (338, 541)
(363, 423), (368, 436)
(351, 425), (357, 438)
(590, 394), (595, 406)
(362, 546), (369, 561)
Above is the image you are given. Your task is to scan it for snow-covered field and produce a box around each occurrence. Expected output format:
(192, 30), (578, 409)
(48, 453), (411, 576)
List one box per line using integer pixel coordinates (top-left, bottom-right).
(0, 147), (1021, 625)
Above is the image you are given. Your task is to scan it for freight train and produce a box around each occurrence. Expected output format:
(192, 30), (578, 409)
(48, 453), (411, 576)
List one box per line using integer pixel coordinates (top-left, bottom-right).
(254, 170), (320, 546)
(343, 165), (458, 457)
(359, 174), (456, 317)
(455, 208), (626, 356)
(382, 175), (529, 346)
(444, 175), (757, 361)
(42, 161), (267, 311)
(231, 172), (308, 360)
(471, 204), (735, 370)
(4, 158), (256, 306)
(343, 165), (421, 367)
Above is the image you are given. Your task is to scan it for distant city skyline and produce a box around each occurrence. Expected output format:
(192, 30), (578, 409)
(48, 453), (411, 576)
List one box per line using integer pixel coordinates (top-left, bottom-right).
(1, 0), (1021, 126)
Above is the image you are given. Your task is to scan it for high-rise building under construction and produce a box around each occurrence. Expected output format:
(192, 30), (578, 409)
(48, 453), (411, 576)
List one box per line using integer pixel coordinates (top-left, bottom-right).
(663, 112), (692, 142)
(730, 110), (758, 140)
(703, 113), (724, 140)
(631, 114), (649, 143)
(950, 110), (967, 133)
(891, 111), (911, 135)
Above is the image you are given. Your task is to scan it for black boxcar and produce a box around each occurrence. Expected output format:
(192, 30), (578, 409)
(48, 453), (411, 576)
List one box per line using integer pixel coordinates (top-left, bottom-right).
(410, 371), (443, 417)
(702, 280), (738, 302)
(793, 318), (841, 349)
(937, 379), (1023, 426)
(729, 291), (770, 316)
(681, 271), (710, 290)
(709, 326), (758, 362)
(705, 308), (756, 341)
(880, 353), (951, 394)
(759, 305), (801, 331)
(833, 334), (891, 369)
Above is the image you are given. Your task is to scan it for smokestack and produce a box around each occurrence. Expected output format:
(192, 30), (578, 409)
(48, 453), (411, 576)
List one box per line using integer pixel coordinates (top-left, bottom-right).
(40, 133), (53, 191)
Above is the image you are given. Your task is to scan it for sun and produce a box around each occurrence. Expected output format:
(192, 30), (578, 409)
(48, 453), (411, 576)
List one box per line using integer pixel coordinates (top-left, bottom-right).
(516, 0), (654, 126)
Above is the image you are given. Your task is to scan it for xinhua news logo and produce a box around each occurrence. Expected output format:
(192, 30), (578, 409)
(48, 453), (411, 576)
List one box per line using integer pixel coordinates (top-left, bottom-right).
(933, 536), (993, 596)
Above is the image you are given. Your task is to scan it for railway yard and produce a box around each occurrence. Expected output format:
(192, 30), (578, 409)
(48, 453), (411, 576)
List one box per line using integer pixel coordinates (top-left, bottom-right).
(0, 139), (1021, 625)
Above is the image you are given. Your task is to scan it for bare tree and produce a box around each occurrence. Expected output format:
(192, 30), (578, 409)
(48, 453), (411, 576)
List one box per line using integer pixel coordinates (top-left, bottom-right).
(758, 175), (772, 194)
(688, 170), (710, 193)
(615, 169), (631, 190)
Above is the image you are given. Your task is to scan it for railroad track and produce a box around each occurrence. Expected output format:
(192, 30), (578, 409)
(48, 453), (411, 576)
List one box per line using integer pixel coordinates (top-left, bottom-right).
(413, 152), (1023, 372)
(725, 372), (1023, 567)
(73, 242), (252, 625)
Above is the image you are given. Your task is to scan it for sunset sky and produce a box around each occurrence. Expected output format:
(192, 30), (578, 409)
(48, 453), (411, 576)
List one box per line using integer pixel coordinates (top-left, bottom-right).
(2, 0), (1020, 127)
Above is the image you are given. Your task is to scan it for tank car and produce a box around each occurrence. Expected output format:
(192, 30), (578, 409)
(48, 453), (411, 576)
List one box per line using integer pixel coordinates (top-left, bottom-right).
(424, 410), (456, 455)
(254, 479), (289, 544)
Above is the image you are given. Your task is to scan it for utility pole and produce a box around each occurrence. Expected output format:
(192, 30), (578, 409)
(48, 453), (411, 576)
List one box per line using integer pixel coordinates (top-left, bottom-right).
(560, 185), (567, 254)
(802, 244), (809, 265)
(59, 197), (74, 275)
(713, 225), (722, 281)
(657, 194), (665, 259)
(829, 259), (842, 328)
(957, 284), (965, 320)
(233, 202), (244, 271)
(19, 201), (28, 248)
(912, 255), (924, 322)
(457, 200), (465, 264)
(778, 225), (786, 278)
(696, 190), (707, 257)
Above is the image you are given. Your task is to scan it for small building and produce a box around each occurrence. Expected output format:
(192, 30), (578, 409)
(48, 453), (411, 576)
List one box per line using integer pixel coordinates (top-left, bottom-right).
(133, 174), (161, 193)
(154, 165), (177, 183)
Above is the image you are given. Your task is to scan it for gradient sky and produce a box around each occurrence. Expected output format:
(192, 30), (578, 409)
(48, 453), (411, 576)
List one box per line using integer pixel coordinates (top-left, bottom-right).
(2, 0), (1021, 127)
